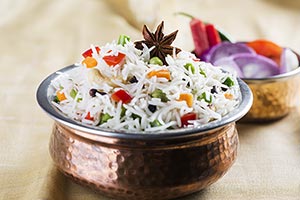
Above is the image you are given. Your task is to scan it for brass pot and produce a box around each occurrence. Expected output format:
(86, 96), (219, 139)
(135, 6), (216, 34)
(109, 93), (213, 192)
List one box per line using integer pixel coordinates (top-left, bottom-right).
(241, 66), (300, 122)
(37, 65), (252, 200)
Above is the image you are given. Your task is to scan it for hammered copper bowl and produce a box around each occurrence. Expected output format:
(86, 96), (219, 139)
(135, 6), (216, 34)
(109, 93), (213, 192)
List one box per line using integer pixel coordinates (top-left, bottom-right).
(241, 65), (300, 122)
(36, 65), (252, 200)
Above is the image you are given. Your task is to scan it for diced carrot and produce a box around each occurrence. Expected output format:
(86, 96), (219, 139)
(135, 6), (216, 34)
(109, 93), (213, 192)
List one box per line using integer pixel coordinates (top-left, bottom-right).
(56, 91), (66, 102)
(177, 93), (193, 107)
(224, 93), (233, 99)
(246, 39), (283, 65)
(82, 56), (98, 68)
(147, 69), (171, 80)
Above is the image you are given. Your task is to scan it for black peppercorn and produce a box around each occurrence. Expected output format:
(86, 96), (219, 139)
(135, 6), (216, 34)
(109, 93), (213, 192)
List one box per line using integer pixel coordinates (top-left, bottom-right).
(89, 89), (97, 97)
(129, 76), (138, 83)
(89, 89), (107, 97)
(211, 86), (217, 94)
(221, 87), (228, 92)
(148, 104), (157, 113)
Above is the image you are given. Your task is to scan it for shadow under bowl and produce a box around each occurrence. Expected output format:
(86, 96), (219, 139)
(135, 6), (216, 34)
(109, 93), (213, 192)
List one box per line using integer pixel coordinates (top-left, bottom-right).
(36, 65), (252, 200)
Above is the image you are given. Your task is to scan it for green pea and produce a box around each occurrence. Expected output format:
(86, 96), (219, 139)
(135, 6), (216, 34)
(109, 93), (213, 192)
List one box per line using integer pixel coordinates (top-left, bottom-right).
(149, 57), (163, 66)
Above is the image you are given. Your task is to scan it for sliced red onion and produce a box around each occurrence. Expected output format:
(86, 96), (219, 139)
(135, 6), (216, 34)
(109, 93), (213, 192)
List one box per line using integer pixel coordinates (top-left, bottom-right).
(280, 48), (300, 73)
(209, 42), (255, 63)
(233, 53), (280, 78)
(213, 56), (244, 78)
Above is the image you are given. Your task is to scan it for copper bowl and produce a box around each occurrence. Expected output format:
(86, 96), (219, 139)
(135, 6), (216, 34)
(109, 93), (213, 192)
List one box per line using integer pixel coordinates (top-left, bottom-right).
(241, 65), (300, 122)
(36, 65), (252, 200)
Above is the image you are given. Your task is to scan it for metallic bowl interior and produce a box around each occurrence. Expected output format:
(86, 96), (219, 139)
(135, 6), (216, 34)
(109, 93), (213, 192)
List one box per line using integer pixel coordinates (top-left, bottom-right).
(241, 66), (300, 122)
(36, 65), (253, 200)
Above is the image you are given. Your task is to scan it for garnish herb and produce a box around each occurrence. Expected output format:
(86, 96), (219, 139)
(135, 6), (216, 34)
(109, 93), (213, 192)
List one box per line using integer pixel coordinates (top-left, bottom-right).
(134, 21), (181, 65)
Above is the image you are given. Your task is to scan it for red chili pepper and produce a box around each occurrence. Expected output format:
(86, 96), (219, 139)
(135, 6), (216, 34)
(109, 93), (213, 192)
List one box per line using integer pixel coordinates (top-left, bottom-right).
(82, 46), (100, 58)
(84, 112), (94, 121)
(111, 89), (132, 104)
(180, 112), (197, 127)
(103, 52), (126, 66)
(205, 24), (221, 47)
(190, 18), (209, 58)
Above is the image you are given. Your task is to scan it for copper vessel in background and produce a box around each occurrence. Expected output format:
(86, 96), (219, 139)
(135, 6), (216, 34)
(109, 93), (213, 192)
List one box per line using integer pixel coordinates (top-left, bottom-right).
(242, 66), (300, 122)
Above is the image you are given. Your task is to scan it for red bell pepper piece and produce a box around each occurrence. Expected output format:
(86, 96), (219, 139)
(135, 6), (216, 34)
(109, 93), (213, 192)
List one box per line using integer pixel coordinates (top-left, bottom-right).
(180, 112), (197, 127)
(84, 112), (94, 121)
(190, 19), (209, 57)
(205, 24), (221, 47)
(111, 89), (132, 104)
(103, 52), (126, 66)
(82, 46), (100, 58)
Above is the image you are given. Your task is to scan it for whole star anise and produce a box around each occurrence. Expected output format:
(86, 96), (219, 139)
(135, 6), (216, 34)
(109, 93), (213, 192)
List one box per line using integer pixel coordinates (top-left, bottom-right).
(135, 21), (181, 65)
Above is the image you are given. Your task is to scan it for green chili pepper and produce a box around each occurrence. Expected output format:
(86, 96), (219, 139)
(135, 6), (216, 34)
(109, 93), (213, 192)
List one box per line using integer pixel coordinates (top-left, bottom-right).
(118, 34), (131, 46)
(149, 57), (163, 66)
(198, 92), (212, 103)
(199, 67), (206, 77)
(192, 89), (198, 95)
(70, 89), (82, 102)
(184, 63), (195, 74)
(131, 113), (141, 122)
(150, 119), (162, 127)
(151, 89), (169, 102)
(121, 106), (126, 118)
(223, 77), (234, 87)
(100, 113), (113, 124)
(70, 89), (77, 99)
(53, 95), (60, 103)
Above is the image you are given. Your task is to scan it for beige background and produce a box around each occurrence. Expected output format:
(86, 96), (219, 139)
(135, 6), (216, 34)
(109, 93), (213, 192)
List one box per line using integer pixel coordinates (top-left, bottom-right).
(1, 0), (300, 199)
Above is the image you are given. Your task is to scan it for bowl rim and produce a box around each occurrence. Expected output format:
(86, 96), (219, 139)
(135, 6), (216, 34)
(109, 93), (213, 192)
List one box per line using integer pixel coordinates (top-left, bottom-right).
(36, 64), (253, 140)
(242, 65), (300, 83)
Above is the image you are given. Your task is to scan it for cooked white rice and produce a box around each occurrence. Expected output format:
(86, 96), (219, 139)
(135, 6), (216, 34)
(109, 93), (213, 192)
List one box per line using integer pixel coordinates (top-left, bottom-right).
(51, 39), (241, 132)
